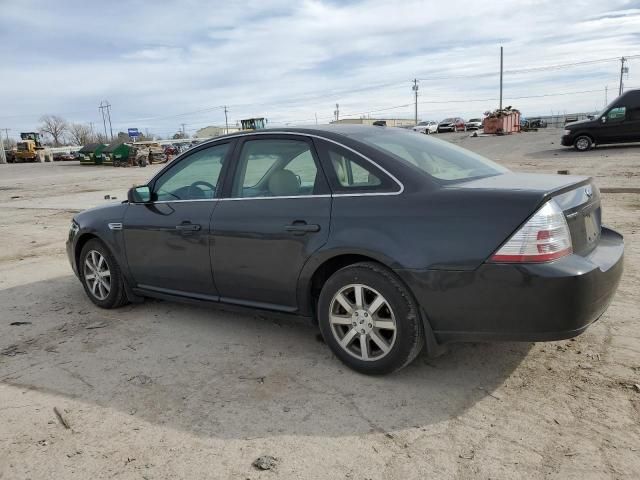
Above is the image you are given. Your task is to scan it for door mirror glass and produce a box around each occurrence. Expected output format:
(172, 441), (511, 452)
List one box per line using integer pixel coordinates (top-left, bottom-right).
(129, 185), (151, 203)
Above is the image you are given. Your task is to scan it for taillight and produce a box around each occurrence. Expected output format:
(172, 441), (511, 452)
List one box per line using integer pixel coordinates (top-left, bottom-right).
(490, 199), (572, 263)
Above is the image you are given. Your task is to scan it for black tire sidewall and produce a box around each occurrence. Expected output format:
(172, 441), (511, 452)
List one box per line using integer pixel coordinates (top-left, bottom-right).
(79, 239), (125, 309)
(318, 263), (422, 375)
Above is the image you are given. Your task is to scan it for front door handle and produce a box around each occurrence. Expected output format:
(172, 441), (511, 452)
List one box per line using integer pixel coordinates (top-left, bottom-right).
(285, 222), (320, 234)
(176, 222), (201, 233)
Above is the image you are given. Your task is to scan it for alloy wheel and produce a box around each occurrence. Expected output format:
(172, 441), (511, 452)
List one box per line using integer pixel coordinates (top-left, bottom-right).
(576, 137), (590, 151)
(83, 250), (111, 300)
(329, 284), (397, 361)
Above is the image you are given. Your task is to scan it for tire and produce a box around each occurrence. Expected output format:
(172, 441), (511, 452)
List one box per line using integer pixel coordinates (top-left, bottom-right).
(79, 239), (128, 309)
(574, 135), (593, 151)
(318, 262), (424, 374)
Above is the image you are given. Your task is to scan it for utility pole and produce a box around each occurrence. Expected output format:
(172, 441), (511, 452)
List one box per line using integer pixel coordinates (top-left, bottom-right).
(499, 46), (504, 110)
(99, 100), (113, 141)
(224, 106), (229, 134)
(334, 103), (339, 122)
(180, 123), (186, 137)
(605, 85), (608, 106)
(619, 57), (627, 95)
(315, 112), (318, 125)
(99, 102), (108, 140)
(412, 79), (419, 125)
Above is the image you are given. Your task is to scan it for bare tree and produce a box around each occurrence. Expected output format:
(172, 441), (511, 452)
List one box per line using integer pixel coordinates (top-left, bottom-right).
(67, 123), (92, 146)
(39, 115), (68, 146)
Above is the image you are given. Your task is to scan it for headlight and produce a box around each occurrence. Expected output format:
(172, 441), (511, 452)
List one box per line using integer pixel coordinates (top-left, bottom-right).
(563, 129), (571, 136)
(69, 221), (80, 237)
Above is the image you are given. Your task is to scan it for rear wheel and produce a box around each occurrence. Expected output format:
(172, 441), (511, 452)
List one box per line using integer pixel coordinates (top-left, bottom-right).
(80, 239), (128, 309)
(574, 135), (593, 151)
(318, 262), (424, 374)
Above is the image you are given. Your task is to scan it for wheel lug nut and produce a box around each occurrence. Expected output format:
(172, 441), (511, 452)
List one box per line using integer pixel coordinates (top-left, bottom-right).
(364, 313), (368, 317)
(368, 324), (372, 328)
(360, 329), (365, 334)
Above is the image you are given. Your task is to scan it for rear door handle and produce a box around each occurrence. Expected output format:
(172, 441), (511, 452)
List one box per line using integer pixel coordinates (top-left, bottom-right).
(176, 222), (201, 233)
(285, 222), (320, 234)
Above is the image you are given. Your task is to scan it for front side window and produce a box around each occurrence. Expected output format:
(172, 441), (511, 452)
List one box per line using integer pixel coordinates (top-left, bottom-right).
(153, 143), (229, 201)
(607, 106), (626, 122)
(346, 128), (508, 182)
(232, 139), (321, 198)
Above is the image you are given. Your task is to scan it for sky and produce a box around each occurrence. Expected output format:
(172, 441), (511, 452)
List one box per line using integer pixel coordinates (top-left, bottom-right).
(0, 0), (639, 140)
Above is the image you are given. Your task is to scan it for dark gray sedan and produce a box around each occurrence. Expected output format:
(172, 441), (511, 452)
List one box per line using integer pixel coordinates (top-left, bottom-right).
(67, 125), (623, 374)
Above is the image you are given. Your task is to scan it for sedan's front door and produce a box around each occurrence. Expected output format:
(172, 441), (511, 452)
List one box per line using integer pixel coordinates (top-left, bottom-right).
(123, 142), (231, 297)
(211, 135), (331, 311)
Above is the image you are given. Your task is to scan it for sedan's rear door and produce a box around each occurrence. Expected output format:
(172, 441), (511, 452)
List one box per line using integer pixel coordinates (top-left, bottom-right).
(210, 134), (331, 311)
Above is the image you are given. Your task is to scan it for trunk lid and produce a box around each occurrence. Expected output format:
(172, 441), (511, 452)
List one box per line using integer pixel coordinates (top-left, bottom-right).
(450, 172), (601, 257)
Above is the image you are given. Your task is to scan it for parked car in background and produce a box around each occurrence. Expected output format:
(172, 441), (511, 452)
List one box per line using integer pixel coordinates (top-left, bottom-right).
(67, 125), (623, 374)
(437, 117), (466, 132)
(466, 118), (483, 130)
(561, 88), (640, 151)
(529, 118), (548, 128)
(413, 121), (438, 134)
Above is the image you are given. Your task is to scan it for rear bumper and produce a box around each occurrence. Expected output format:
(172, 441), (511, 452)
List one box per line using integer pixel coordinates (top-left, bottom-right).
(397, 227), (624, 343)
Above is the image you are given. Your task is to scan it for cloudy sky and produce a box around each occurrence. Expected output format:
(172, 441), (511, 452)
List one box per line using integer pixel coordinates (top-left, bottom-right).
(1, 0), (639, 139)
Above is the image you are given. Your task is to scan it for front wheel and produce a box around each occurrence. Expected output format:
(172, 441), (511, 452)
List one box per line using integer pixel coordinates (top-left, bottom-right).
(318, 262), (424, 374)
(79, 239), (129, 309)
(574, 135), (593, 151)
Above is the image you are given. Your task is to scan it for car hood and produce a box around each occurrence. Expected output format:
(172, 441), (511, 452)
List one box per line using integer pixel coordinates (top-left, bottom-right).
(565, 118), (595, 129)
(74, 202), (128, 225)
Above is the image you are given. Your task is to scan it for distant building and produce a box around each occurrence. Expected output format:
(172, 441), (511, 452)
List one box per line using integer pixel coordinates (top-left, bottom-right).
(331, 118), (416, 127)
(194, 125), (240, 138)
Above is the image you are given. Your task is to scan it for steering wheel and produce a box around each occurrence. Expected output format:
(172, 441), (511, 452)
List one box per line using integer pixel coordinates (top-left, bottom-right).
(187, 181), (215, 199)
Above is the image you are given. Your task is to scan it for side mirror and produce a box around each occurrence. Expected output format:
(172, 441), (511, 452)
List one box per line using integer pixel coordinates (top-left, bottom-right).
(128, 185), (151, 203)
(601, 116), (607, 123)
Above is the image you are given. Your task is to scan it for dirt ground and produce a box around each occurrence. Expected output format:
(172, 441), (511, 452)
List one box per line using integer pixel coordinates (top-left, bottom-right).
(1, 130), (639, 479)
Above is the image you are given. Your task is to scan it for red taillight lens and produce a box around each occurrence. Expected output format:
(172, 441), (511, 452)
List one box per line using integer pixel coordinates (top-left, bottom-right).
(490, 199), (572, 263)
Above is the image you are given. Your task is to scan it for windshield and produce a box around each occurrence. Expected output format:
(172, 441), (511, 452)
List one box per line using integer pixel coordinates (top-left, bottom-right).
(348, 128), (508, 182)
(469, 118), (481, 122)
(441, 118), (454, 122)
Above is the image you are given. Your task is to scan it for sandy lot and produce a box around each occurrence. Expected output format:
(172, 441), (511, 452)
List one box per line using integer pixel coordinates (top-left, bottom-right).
(1, 131), (639, 479)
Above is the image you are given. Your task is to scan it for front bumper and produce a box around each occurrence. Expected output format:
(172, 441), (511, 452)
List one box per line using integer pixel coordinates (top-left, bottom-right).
(561, 134), (574, 146)
(397, 226), (624, 343)
(66, 237), (78, 277)
(438, 126), (455, 132)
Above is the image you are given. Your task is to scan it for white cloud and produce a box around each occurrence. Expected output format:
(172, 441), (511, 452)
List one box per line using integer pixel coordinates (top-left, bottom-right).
(0, 0), (638, 138)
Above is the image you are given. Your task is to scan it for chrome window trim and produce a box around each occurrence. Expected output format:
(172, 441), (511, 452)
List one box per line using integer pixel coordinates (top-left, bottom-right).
(202, 131), (405, 196)
(136, 132), (405, 203)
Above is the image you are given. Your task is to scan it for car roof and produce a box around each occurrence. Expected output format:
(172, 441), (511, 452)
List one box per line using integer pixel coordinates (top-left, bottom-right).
(204, 124), (400, 144)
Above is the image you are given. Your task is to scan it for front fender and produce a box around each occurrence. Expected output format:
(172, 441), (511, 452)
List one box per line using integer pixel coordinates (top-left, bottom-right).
(71, 203), (130, 281)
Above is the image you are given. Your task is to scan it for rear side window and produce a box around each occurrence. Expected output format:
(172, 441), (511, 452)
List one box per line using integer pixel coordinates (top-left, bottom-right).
(231, 139), (323, 198)
(317, 142), (398, 193)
